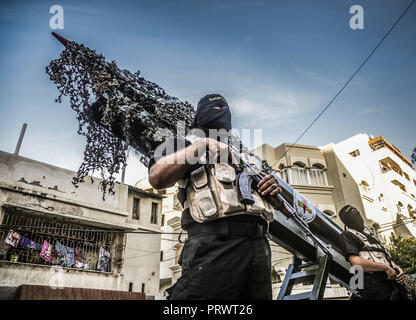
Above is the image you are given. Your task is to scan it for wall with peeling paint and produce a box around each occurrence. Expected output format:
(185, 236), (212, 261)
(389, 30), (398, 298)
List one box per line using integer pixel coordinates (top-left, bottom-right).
(0, 150), (162, 296)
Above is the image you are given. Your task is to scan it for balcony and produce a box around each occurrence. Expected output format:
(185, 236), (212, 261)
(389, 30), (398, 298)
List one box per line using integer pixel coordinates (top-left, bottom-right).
(369, 136), (413, 169)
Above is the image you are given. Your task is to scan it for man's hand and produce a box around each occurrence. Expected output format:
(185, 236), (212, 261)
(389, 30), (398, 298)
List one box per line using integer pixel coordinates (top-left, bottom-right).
(395, 266), (405, 284)
(203, 138), (239, 167)
(257, 172), (282, 196)
(384, 265), (397, 281)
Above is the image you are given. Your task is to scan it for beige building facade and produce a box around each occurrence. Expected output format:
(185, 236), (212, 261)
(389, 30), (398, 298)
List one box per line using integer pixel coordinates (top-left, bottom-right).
(252, 142), (348, 299)
(135, 178), (184, 296)
(0, 150), (163, 296)
(322, 134), (416, 242)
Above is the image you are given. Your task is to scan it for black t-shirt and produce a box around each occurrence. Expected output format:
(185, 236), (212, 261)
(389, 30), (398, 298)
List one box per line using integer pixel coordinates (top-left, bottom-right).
(339, 229), (385, 262)
(339, 229), (397, 299)
(148, 136), (264, 230)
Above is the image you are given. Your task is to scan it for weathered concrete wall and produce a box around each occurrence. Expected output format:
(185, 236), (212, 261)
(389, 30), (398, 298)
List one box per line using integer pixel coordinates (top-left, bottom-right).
(0, 261), (122, 290)
(0, 150), (162, 296)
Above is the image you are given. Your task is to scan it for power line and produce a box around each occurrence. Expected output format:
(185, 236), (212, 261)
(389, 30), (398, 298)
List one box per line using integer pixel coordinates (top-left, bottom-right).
(269, 0), (415, 169)
(0, 225), (184, 235)
(378, 220), (416, 233)
(378, 217), (416, 227)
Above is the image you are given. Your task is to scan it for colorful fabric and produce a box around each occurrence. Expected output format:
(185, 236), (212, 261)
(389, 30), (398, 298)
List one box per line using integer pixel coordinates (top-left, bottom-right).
(74, 247), (83, 263)
(18, 236), (32, 247)
(63, 246), (74, 267)
(53, 241), (74, 267)
(28, 241), (42, 250)
(75, 261), (89, 270)
(97, 247), (110, 272)
(51, 245), (62, 265)
(40, 240), (52, 262)
(17, 236), (41, 250)
(5, 230), (20, 247)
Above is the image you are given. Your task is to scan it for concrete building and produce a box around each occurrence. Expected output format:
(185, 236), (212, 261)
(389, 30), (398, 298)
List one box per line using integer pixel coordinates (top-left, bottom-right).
(0, 150), (163, 296)
(135, 178), (183, 296)
(322, 134), (416, 242)
(252, 142), (348, 299)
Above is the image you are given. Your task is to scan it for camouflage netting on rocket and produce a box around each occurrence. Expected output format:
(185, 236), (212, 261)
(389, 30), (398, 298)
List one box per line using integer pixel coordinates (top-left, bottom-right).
(46, 39), (268, 199)
(46, 40), (196, 197)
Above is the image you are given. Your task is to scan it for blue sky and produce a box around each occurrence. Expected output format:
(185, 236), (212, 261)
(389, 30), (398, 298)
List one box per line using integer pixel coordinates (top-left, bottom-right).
(0, 0), (415, 184)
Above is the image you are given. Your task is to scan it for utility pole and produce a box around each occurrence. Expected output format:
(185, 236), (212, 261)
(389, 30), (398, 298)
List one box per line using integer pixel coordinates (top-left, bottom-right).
(14, 123), (27, 155)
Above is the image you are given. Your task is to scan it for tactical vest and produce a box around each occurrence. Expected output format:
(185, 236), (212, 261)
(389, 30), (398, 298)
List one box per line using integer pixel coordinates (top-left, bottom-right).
(177, 135), (275, 224)
(347, 228), (393, 267)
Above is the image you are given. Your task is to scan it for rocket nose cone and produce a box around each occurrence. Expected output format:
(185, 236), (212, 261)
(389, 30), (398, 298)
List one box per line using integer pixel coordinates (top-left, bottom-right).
(51, 32), (70, 47)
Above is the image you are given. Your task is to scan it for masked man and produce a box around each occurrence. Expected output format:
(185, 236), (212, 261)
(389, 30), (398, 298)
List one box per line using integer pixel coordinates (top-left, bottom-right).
(338, 205), (406, 300)
(149, 94), (288, 299)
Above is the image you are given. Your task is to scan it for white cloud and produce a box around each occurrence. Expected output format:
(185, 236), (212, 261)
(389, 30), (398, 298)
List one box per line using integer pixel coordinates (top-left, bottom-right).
(228, 82), (324, 128)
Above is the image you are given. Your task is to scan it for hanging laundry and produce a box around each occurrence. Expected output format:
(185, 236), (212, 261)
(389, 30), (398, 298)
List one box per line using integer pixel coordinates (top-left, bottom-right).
(63, 246), (74, 268)
(75, 261), (89, 270)
(74, 247), (83, 263)
(18, 236), (32, 247)
(5, 230), (20, 247)
(96, 247), (110, 272)
(53, 240), (65, 265)
(40, 240), (52, 262)
(53, 241), (75, 267)
(51, 244), (61, 265)
(28, 241), (42, 250)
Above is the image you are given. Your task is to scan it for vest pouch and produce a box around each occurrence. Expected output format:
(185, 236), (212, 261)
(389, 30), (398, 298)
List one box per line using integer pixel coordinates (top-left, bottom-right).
(188, 167), (218, 223)
(211, 163), (245, 214)
(369, 251), (388, 264)
(359, 251), (372, 261)
(245, 190), (275, 222)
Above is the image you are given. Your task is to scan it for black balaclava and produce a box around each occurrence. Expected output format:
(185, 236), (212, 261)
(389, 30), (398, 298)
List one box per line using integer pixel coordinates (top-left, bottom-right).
(193, 94), (232, 136)
(339, 205), (365, 232)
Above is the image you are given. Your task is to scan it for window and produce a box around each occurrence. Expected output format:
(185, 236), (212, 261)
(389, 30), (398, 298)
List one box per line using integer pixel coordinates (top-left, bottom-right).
(132, 198), (140, 220)
(160, 251), (164, 261)
(397, 202), (404, 213)
(0, 209), (122, 272)
(290, 165), (310, 185)
(378, 194), (384, 202)
(359, 181), (370, 193)
(349, 149), (360, 157)
(403, 172), (410, 181)
(323, 210), (335, 220)
(379, 157), (403, 175)
(161, 214), (165, 227)
(309, 165), (328, 186)
(391, 180), (406, 192)
(151, 202), (158, 224)
(409, 205), (416, 219)
(281, 164), (328, 187)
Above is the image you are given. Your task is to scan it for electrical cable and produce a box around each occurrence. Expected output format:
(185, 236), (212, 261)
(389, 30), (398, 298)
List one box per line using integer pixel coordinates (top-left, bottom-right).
(269, 0), (415, 170)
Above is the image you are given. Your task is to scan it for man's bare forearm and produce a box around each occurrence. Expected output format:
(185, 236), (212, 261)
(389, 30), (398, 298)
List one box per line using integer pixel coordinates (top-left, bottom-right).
(149, 139), (206, 189)
(349, 256), (389, 272)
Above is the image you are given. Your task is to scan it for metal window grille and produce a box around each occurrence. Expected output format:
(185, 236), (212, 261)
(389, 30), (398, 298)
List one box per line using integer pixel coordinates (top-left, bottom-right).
(151, 203), (158, 224)
(0, 208), (124, 273)
(132, 198), (140, 220)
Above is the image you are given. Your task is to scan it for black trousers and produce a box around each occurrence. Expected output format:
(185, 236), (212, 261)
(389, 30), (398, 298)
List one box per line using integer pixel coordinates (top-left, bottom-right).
(166, 219), (272, 300)
(350, 272), (399, 300)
